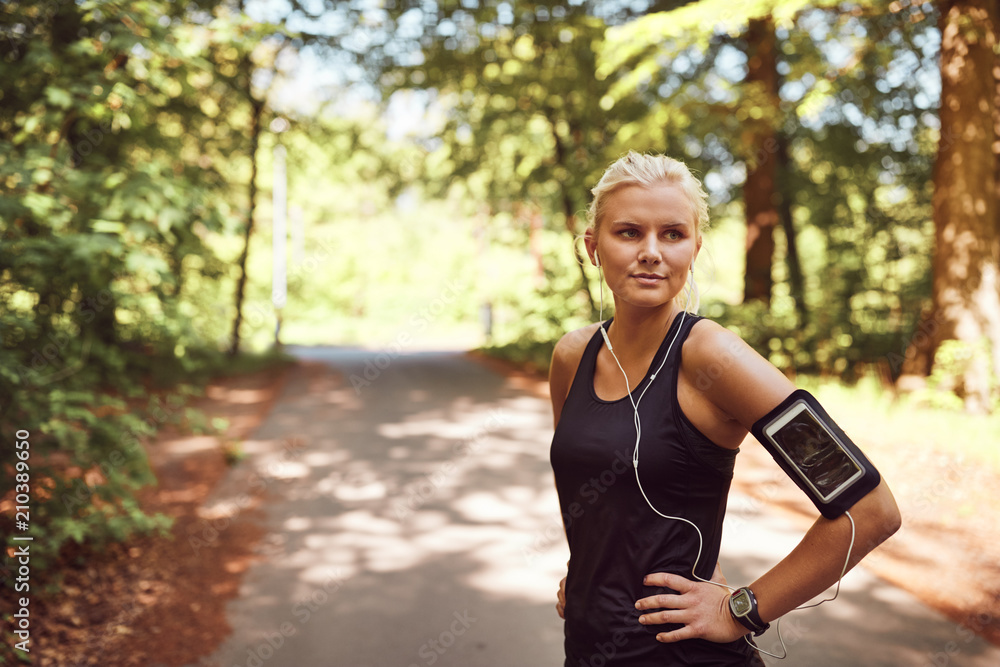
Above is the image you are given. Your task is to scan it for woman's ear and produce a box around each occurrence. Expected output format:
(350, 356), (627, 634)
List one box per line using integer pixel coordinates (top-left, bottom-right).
(584, 228), (599, 266)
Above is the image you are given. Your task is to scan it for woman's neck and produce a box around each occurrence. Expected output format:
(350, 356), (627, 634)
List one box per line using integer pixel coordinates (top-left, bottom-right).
(605, 301), (682, 357)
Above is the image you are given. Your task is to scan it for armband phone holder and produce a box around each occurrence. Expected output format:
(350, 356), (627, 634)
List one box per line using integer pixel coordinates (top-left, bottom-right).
(750, 390), (880, 519)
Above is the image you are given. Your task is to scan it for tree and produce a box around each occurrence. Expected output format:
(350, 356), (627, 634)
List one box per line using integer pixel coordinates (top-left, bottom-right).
(925, 0), (1000, 412)
(227, 6), (274, 356)
(600, 1), (945, 375)
(341, 1), (701, 328)
(0, 0), (277, 566)
(742, 16), (783, 305)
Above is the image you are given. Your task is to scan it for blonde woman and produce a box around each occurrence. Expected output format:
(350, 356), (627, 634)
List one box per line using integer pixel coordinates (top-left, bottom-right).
(548, 152), (900, 666)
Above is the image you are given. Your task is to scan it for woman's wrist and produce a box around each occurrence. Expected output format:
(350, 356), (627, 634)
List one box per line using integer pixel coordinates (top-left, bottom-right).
(727, 586), (770, 636)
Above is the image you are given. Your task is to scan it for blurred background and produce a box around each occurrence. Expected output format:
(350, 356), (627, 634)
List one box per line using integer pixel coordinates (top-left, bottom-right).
(2, 0), (1000, 663)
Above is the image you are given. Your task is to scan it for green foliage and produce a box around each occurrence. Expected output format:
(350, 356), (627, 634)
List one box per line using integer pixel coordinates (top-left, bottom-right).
(0, 0), (986, 597)
(596, 1), (940, 381)
(915, 339), (1000, 412)
(1, 0), (503, 588)
(342, 0), (947, 383)
(799, 373), (1000, 470)
(363, 0), (703, 332)
(0, 0), (295, 578)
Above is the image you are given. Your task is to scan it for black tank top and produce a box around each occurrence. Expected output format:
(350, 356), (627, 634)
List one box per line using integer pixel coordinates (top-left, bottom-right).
(550, 314), (762, 666)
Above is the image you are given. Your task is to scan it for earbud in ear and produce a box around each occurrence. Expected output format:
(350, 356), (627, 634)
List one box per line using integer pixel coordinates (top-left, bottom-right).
(594, 253), (601, 268)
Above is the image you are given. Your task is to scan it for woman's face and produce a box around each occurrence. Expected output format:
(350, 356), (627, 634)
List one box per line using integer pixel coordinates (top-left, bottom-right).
(587, 181), (701, 311)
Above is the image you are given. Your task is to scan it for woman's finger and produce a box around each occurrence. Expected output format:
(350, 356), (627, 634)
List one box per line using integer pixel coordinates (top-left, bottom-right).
(642, 572), (692, 591)
(557, 576), (567, 619)
(635, 592), (687, 611)
(654, 626), (698, 644)
(637, 609), (687, 626)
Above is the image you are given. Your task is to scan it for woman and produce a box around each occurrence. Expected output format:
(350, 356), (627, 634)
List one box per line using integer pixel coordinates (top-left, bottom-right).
(548, 152), (900, 666)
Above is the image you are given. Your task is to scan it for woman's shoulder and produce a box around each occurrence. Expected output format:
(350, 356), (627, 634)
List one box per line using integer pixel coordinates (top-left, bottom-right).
(551, 322), (602, 372)
(683, 317), (748, 362)
(681, 316), (772, 386)
(681, 316), (796, 424)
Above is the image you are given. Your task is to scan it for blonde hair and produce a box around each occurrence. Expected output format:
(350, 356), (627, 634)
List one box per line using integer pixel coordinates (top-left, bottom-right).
(586, 151), (709, 314)
(585, 150), (709, 236)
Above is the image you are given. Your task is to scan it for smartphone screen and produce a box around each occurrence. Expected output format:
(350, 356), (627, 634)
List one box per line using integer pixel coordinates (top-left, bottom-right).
(764, 402), (864, 502)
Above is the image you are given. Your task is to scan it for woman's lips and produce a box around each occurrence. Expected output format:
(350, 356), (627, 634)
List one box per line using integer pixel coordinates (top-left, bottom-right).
(631, 273), (666, 286)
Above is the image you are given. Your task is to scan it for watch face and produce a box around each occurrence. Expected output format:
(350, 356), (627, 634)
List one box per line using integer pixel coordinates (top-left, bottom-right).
(731, 591), (752, 616)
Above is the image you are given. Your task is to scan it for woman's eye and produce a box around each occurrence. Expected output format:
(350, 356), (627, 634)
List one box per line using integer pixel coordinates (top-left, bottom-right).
(620, 229), (638, 238)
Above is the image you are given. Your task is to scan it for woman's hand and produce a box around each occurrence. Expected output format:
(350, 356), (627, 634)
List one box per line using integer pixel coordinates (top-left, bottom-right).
(635, 563), (747, 644)
(556, 576), (567, 619)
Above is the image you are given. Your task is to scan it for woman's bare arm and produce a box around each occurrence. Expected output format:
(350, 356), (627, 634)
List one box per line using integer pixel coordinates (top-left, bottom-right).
(637, 320), (901, 642)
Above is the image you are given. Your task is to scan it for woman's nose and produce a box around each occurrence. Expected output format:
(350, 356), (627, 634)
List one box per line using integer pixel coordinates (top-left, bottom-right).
(637, 235), (661, 263)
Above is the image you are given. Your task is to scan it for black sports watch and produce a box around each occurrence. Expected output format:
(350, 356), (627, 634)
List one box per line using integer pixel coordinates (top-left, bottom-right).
(729, 587), (770, 636)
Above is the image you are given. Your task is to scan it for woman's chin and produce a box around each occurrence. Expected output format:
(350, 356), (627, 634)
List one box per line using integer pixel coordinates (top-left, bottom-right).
(615, 293), (679, 311)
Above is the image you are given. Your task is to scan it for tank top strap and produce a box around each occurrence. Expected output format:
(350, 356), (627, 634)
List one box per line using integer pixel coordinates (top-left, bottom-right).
(663, 312), (703, 368)
(566, 321), (608, 394)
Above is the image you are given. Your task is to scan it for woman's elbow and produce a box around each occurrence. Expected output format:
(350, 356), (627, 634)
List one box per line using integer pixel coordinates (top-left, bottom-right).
(877, 498), (902, 541)
(864, 480), (902, 545)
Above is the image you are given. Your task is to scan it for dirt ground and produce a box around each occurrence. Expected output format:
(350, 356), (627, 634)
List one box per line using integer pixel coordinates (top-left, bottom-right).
(18, 355), (1000, 666)
(21, 361), (295, 667)
(730, 434), (1000, 647)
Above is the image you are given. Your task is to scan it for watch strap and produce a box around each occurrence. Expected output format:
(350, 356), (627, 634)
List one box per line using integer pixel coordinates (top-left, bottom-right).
(730, 587), (770, 636)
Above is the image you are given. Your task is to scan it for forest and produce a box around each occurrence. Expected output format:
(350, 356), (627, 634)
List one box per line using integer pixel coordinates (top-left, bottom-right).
(1, 0), (999, 646)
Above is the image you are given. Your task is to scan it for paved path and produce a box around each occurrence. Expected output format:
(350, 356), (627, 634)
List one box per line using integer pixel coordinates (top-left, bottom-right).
(193, 346), (1000, 667)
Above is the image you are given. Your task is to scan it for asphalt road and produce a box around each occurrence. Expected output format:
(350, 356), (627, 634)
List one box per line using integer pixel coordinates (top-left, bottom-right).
(192, 346), (1000, 667)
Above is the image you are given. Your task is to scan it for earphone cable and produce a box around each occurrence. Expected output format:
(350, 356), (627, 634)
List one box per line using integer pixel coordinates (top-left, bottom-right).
(596, 267), (855, 660)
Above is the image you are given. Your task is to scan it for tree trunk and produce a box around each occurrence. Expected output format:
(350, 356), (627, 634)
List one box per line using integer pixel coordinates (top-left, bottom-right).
(547, 110), (597, 319)
(563, 191), (598, 320)
(777, 133), (807, 324)
(929, 0), (1000, 413)
(742, 17), (781, 305)
(228, 83), (265, 356)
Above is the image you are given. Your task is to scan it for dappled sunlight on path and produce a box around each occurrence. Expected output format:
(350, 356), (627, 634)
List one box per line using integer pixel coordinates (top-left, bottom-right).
(194, 347), (568, 667)
(193, 347), (1000, 667)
